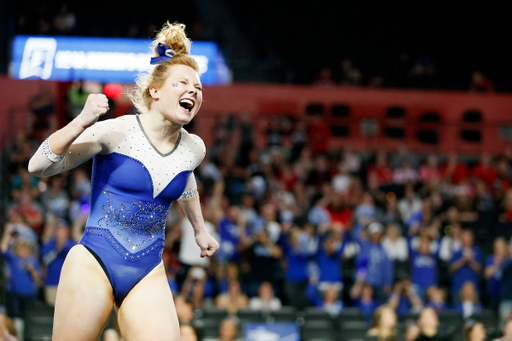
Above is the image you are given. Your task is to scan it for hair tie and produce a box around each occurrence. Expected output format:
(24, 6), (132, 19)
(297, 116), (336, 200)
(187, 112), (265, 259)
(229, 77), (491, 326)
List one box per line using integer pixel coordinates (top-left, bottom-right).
(150, 43), (175, 65)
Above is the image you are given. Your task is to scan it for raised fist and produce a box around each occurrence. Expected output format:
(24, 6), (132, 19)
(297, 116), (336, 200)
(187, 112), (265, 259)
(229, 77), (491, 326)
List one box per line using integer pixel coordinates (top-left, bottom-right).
(76, 94), (109, 129)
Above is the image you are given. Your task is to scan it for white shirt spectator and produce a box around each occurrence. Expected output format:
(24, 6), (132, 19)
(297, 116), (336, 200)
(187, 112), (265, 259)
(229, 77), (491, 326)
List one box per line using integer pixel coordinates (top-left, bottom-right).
(439, 235), (462, 262)
(179, 218), (218, 267)
(398, 197), (422, 225)
(382, 236), (409, 261)
(249, 297), (282, 312)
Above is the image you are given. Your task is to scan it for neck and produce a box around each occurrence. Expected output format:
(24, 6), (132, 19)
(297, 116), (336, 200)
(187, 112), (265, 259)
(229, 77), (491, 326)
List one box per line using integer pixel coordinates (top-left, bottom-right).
(142, 110), (182, 141)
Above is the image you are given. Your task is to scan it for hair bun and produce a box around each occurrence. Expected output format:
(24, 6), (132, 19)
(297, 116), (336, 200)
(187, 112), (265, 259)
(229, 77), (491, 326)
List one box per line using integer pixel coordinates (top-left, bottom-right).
(153, 22), (191, 57)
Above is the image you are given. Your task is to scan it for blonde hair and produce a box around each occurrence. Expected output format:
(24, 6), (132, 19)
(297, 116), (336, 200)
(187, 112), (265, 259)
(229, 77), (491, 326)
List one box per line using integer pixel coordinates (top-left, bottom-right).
(129, 22), (199, 114)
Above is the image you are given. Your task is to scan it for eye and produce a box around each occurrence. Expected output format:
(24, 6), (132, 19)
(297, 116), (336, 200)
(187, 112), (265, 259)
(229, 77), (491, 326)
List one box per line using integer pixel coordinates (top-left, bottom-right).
(180, 81), (187, 85)
(196, 86), (202, 91)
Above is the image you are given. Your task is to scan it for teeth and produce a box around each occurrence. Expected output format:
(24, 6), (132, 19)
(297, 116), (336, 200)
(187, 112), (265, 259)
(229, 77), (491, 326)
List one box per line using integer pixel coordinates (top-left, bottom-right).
(180, 99), (193, 106)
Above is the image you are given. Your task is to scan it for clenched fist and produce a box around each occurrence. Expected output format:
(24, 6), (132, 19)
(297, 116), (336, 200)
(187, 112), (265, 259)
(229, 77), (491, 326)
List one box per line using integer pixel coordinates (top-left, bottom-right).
(76, 94), (109, 129)
(195, 231), (219, 258)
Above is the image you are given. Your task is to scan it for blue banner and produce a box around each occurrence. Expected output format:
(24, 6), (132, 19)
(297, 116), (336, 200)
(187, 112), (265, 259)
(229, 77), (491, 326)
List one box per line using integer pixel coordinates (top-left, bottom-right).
(10, 35), (230, 85)
(243, 323), (300, 341)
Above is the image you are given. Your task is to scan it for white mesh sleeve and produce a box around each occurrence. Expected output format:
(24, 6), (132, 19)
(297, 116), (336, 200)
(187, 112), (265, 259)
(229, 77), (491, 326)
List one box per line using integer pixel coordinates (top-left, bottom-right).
(28, 118), (127, 177)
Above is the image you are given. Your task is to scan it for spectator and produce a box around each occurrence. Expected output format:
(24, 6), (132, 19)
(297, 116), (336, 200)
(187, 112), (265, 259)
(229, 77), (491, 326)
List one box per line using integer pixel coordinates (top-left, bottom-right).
(249, 281), (282, 312)
(424, 286), (448, 313)
(356, 222), (394, 303)
(350, 282), (379, 325)
(216, 281), (249, 315)
(319, 284), (343, 317)
(213, 318), (240, 341)
(382, 223), (408, 263)
(242, 227), (282, 296)
(410, 236), (439, 298)
(393, 160), (419, 184)
(419, 155), (441, 182)
(0, 313), (18, 341)
(316, 229), (345, 294)
(439, 221), (462, 263)
(416, 307), (450, 341)
(492, 319), (512, 341)
(180, 324), (198, 341)
(53, 3), (76, 33)
(366, 305), (398, 341)
(472, 153), (497, 189)
(7, 189), (44, 235)
(387, 279), (424, 317)
(449, 230), (482, 299)
(454, 282), (483, 319)
(282, 227), (316, 310)
(440, 154), (469, 185)
(175, 295), (194, 324)
(41, 218), (76, 307)
(398, 183), (422, 227)
(485, 237), (508, 310)
(462, 320), (487, 341)
(1, 224), (41, 339)
(500, 240), (512, 324)
(404, 321), (420, 341)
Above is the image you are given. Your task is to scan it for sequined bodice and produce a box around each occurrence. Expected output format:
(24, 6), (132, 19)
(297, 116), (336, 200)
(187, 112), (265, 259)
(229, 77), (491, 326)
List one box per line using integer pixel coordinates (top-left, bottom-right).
(83, 115), (205, 259)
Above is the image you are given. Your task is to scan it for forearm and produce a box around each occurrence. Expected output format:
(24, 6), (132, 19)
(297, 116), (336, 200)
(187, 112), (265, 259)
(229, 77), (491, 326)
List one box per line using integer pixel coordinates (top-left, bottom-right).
(449, 259), (466, 272)
(50, 120), (86, 155)
(468, 260), (482, 273)
(178, 195), (206, 235)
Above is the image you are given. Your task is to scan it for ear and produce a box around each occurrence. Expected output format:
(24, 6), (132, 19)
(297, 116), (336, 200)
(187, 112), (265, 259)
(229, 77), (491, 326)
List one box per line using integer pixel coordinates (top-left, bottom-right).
(149, 85), (160, 100)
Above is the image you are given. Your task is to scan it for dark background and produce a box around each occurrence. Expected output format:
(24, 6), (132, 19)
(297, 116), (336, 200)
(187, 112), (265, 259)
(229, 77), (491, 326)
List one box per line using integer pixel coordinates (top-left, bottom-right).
(1, 0), (510, 90)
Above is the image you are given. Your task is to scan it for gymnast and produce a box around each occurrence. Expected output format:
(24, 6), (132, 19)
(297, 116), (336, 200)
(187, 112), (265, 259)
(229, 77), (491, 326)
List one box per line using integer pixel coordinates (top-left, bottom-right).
(28, 22), (219, 341)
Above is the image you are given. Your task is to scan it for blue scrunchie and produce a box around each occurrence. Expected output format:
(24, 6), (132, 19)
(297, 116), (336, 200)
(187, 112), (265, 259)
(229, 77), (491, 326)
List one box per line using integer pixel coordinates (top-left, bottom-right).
(150, 43), (175, 65)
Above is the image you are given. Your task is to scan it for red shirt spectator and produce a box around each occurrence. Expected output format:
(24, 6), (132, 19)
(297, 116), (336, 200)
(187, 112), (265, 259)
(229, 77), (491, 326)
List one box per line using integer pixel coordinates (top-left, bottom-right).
(472, 154), (497, 189)
(440, 154), (469, 185)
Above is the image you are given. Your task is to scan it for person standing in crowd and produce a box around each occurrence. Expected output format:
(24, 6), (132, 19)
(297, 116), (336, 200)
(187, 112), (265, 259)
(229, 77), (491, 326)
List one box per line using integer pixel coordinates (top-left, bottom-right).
(485, 237), (508, 310)
(41, 218), (76, 306)
(357, 222), (394, 303)
(449, 229), (482, 300)
(492, 319), (512, 341)
(1, 223), (41, 340)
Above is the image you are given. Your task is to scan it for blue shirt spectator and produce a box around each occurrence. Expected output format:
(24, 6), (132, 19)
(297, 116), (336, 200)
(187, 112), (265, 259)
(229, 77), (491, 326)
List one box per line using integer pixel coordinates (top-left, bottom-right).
(410, 238), (438, 295)
(449, 230), (482, 297)
(42, 233), (76, 286)
(317, 233), (345, 284)
(357, 223), (394, 300)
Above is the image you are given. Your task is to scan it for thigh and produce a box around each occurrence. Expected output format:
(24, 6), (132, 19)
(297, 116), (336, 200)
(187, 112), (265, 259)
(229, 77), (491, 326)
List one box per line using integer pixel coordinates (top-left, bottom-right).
(117, 262), (180, 341)
(52, 245), (115, 341)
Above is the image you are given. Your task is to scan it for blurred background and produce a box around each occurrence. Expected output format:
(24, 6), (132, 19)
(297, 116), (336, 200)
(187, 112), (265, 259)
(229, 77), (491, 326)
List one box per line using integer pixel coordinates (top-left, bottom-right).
(1, 1), (512, 341)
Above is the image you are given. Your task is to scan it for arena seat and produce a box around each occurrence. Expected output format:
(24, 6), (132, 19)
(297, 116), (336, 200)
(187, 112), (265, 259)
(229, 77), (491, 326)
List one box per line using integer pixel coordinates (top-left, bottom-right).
(237, 309), (264, 322)
(301, 320), (336, 341)
(339, 321), (368, 341)
(304, 307), (332, 322)
(266, 306), (297, 322)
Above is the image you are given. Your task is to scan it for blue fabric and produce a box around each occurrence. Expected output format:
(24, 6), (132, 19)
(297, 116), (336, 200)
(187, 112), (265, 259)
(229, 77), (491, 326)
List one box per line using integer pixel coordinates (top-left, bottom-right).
(410, 249), (438, 290)
(317, 240), (344, 283)
(354, 299), (379, 325)
(282, 240), (310, 282)
(80, 152), (191, 303)
(2, 251), (41, 296)
(453, 301), (483, 315)
(486, 255), (503, 297)
(449, 247), (482, 295)
(42, 238), (76, 285)
(216, 217), (241, 263)
(150, 43), (174, 65)
(356, 241), (394, 288)
(500, 259), (512, 299)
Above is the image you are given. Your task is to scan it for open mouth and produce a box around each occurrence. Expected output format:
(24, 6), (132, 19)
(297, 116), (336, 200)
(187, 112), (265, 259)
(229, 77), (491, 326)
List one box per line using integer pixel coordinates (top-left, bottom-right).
(179, 99), (195, 113)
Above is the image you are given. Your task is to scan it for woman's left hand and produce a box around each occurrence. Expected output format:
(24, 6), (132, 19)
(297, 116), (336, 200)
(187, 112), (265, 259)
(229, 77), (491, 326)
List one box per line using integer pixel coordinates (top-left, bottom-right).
(195, 231), (219, 258)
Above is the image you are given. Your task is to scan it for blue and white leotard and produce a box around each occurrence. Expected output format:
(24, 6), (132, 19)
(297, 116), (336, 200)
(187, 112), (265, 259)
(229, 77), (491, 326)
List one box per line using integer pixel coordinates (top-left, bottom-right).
(29, 114), (205, 302)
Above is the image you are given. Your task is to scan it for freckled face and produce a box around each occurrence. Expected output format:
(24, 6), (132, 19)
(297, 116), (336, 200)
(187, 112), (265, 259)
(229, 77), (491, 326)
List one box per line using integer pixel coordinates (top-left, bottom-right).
(150, 64), (203, 125)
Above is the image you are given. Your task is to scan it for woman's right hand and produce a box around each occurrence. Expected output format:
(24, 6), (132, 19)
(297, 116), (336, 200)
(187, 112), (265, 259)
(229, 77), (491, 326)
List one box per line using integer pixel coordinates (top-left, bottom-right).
(76, 94), (109, 130)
